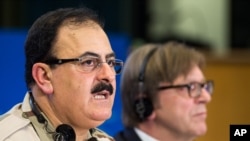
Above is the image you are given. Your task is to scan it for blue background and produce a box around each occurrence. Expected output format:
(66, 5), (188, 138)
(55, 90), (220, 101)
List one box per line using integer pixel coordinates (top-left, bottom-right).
(0, 29), (131, 136)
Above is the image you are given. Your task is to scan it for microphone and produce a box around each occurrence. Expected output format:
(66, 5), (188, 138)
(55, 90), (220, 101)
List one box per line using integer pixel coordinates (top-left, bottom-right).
(54, 125), (98, 141)
(54, 124), (76, 141)
(88, 137), (97, 141)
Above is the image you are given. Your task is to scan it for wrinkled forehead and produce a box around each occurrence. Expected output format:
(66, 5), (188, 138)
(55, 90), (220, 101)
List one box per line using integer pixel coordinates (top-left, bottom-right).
(52, 21), (114, 59)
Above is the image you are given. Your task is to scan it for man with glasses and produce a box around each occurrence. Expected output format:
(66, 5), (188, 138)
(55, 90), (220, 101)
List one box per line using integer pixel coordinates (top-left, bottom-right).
(0, 7), (123, 141)
(114, 41), (213, 141)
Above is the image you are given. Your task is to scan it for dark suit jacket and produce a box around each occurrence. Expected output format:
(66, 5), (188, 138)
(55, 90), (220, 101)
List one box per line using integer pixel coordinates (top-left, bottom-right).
(114, 127), (141, 141)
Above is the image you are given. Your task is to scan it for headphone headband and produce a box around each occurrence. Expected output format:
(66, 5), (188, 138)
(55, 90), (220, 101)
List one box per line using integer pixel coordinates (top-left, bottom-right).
(138, 47), (158, 82)
(134, 46), (159, 121)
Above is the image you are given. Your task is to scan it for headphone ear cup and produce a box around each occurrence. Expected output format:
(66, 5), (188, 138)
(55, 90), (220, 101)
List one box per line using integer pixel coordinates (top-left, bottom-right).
(134, 97), (153, 121)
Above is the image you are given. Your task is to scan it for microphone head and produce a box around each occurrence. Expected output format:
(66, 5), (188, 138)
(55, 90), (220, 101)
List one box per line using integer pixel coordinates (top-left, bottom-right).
(88, 137), (98, 141)
(55, 124), (75, 141)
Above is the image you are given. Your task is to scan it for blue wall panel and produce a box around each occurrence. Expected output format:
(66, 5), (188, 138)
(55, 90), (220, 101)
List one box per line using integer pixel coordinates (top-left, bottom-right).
(0, 30), (27, 114)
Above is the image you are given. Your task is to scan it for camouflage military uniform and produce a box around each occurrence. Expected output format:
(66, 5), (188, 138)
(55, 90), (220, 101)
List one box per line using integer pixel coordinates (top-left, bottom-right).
(0, 92), (114, 141)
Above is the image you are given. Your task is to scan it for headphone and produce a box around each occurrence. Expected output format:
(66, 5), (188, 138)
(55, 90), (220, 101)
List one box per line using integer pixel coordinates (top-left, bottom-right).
(29, 92), (97, 141)
(134, 47), (158, 121)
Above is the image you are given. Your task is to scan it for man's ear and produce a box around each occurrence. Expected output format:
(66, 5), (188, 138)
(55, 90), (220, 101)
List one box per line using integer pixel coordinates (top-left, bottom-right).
(32, 63), (53, 94)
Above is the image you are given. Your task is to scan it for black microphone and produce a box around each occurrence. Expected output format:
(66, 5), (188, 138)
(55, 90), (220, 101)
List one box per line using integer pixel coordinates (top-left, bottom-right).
(54, 124), (76, 141)
(88, 137), (97, 141)
(53, 123), (99, 141)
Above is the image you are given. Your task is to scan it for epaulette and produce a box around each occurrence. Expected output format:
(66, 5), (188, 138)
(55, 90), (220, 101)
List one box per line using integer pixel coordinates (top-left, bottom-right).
(0, 113), (30, 140)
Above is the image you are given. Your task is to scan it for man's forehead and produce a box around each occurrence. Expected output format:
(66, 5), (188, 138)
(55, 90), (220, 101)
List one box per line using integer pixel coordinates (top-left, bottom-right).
(53, 23), (113, 59)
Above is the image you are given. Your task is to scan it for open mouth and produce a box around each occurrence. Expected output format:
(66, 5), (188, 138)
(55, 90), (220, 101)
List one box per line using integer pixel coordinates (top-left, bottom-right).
(93, 91), (110, 99)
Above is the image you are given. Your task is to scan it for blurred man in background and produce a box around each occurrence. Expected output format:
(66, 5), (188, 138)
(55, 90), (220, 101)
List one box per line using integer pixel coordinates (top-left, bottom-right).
(114, 41), (213, 141)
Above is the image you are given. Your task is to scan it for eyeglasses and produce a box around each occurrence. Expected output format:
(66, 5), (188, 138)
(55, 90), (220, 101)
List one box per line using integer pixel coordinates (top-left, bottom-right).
(44, 56), (123, 75)
(157, 80), (214, 98)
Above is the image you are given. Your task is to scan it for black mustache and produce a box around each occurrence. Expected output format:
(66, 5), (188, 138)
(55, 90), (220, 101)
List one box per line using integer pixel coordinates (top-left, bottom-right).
(91, 82), (113, 95)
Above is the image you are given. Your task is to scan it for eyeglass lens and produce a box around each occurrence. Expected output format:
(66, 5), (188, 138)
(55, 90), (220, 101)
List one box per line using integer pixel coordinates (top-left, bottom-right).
(77, 58), (123, 74)
(189, 81), (213, 97)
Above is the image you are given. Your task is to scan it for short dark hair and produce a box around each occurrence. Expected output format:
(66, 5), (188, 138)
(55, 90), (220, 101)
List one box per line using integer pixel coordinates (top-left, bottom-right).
(25, 7), (104, 89)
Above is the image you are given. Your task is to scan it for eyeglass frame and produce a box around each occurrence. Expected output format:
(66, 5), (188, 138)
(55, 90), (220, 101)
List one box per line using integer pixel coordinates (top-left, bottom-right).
(43, 56), (124, 75)
(157, 80), (214, 98)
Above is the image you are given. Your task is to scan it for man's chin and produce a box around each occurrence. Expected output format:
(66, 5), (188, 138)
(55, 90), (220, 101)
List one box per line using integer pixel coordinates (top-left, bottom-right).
(195, 124), (207, 136)
(92, 112), (112, 122)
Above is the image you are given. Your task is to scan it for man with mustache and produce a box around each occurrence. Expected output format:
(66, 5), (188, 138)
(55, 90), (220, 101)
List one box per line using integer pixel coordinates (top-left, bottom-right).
(114, 41), (213, 141)
(0, 7), (123, 141)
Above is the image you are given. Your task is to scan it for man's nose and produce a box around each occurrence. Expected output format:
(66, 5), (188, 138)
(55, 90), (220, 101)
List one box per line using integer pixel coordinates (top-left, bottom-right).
(96, 63), (116, 82)
(197, 88), (212, 103)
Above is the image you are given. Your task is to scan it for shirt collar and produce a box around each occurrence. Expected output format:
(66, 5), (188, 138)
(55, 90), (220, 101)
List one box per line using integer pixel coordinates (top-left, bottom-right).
(134, 127), (159, 141)
(21, 92), (32, 112)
